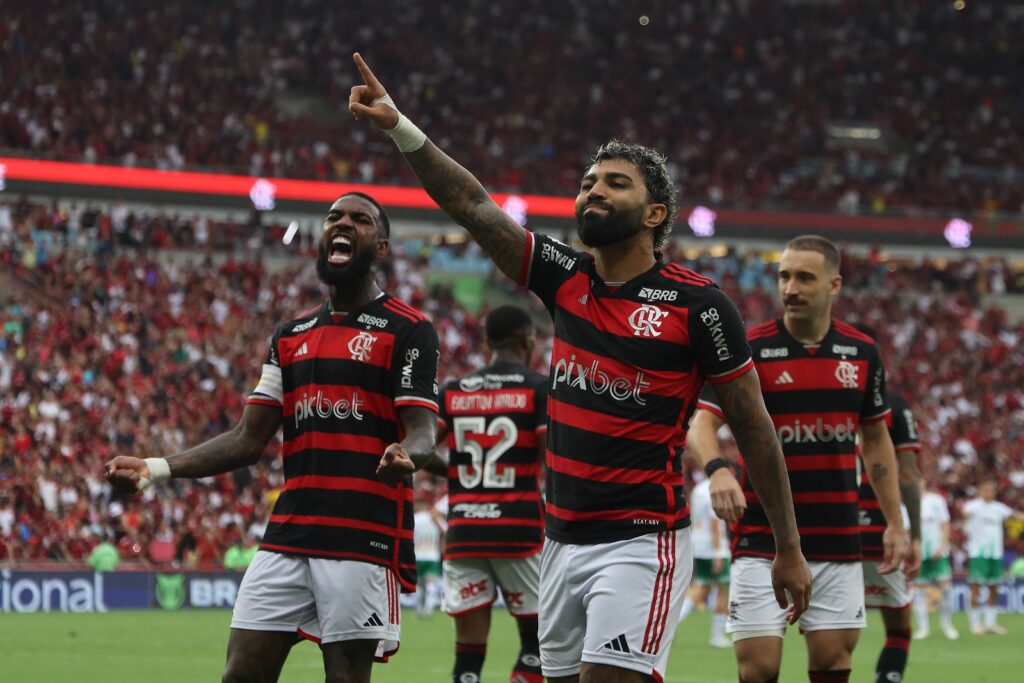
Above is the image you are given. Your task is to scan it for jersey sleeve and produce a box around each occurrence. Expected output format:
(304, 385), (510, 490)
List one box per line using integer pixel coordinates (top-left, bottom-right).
(890, 401), (921, 452)
(695, 383), (725, 421)
(688, 286), (754, 384)
(517, 231), (584, 313)
(861, 344), (890, 422)
(393, 320), (441, 413)
(248, 327), (284, 408)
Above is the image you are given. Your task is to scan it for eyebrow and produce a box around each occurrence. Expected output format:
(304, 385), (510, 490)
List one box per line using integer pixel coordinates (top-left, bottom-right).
(327, 208), (373, 221)
(581, 171), (635, 184)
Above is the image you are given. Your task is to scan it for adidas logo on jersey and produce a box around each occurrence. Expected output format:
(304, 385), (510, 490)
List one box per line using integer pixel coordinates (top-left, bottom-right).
(774, 371), (794, 384)
(602, 634), (630, 653)
(294, 342), (308, 358)
(578, 294), (589, 305)
(362, 612), (384, 627)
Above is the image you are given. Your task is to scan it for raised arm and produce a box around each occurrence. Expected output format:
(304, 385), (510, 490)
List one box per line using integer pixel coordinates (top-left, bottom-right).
(860, 419), (909, 574)
(712, 370), (812, 621)
(348, 53), (527, 281)
(105, 403), (281, 493)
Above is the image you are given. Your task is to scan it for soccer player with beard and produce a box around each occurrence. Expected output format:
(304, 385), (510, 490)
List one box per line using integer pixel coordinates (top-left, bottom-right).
(105, 192), (441, 683)
(349, 54), (811, 683)
(688, 236), (909, 683)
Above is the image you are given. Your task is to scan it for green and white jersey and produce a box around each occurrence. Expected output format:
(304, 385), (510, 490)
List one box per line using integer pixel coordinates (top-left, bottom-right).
(963, 498), (1013, 559)
(920, 491), (950, 558)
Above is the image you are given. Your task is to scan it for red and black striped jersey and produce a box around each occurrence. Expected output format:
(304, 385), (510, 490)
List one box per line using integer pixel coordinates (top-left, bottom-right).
(246, 295), (439, 591)
(699, 319), (890, 562)
(859, 392), (919, 561)
(518, 231), (754, 544)
(438, 361), (548, 559)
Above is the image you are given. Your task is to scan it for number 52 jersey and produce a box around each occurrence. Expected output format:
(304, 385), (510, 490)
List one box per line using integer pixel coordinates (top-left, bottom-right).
(438, 361), (548, 559)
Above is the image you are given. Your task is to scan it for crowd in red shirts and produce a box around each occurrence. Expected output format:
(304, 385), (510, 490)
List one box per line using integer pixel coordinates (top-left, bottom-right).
(2, 198), (1023, 567)
(2, 1), (1022, 215)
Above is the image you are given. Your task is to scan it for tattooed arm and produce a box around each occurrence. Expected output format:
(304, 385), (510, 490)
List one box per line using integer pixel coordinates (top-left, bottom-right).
(714, 370), (800, 554)
(348, 53), (527, 281)
(105, 404), (281, 492)
(861, 418), (909, 573)
(897, 450), (922, 543)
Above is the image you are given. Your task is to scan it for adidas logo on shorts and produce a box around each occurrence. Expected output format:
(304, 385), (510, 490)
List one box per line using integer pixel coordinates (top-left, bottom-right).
(362, 612), (384, 627)
(602, 634), (630, 653)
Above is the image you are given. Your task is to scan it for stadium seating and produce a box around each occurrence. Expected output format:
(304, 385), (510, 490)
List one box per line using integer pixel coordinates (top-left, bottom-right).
(2, 1), (1021, 214)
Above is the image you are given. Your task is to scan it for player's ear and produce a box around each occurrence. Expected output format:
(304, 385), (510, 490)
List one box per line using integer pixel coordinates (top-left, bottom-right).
(375, 235), (390, 258)
(830, 273), (843, 296)
(643, 203), (668, 230)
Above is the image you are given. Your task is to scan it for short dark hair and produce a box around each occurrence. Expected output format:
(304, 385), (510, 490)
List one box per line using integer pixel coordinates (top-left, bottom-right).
(340, 191), (390, 239)
(785, 235), (841, 273)
(485, 305), (533, 348)
(591, 140), (678, 251)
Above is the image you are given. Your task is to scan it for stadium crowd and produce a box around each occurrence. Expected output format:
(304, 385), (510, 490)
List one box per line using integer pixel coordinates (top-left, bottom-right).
(1, 198), (1023, 569)
(2, 0), (1023, 215)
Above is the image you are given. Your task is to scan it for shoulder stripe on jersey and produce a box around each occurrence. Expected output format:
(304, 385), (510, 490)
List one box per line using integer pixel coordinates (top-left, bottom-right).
(747, 326), (779, 342)
(382, 300), (421, 323)
(833, 320), (876, 344)
(385, 297), (426, 320)
(518, 230), (535, 287)
(661, 270), (711, 288)
(664, 264), (714, 286)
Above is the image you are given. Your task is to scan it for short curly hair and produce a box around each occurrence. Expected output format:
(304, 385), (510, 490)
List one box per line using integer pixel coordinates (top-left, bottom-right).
(590, 140), (678, 251)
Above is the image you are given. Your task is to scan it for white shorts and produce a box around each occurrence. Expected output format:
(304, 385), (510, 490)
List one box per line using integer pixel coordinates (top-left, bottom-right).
(863, 560), (911, 609)
(726, 558), (866, 639)
(442, 554), (540, 617)
(231, 550), (401, 660)
(539, 529), (692, 680)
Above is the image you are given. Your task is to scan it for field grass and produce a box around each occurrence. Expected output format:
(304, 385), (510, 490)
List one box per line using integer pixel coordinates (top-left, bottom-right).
(1, 609), (1020, 682)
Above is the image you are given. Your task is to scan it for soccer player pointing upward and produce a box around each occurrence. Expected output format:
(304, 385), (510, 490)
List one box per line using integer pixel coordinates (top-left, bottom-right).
(350, 53), (811, 683)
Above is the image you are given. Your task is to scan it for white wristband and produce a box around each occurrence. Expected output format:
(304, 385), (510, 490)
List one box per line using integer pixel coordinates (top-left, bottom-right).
(373, 94), (426, 153)
(138, 457), (171, 491)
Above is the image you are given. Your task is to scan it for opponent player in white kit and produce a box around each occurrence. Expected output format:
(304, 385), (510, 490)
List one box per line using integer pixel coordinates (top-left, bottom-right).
(679, 476), (733, 649)
(912, 480), (958, 640)
(963, 479), (1024, 635)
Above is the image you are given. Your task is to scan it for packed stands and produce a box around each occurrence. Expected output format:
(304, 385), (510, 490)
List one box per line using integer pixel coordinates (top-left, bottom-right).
(2, 1), (1022, 215)
(2, 196), (1022, 567)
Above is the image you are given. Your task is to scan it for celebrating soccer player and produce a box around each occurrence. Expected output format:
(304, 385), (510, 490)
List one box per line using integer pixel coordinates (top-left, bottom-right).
(349, 52), (811, 683)
(105, 193), (441, 683)
(688, 235), (909, 683)
(435, 305), (548, 683)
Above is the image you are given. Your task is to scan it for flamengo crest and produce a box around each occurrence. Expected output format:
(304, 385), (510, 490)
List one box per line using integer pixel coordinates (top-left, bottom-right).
(835, 360), (859, 389)
(628, 304), (669, 337)
(348, 331), (376, 362)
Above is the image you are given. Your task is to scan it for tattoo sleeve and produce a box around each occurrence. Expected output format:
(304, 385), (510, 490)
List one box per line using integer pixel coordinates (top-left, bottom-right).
(897, 450), (922, 541)
(403, 141), (527, 281)
(167, 404), (281, 479)
(398, 406), (440, 471)
(714, 370), (801, 552)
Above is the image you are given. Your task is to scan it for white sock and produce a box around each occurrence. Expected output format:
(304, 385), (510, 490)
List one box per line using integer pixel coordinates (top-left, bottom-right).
(939, 589), (954, 626)
(968, 608), (981, 629)
(913, 590), (930, 631)
(984, 606), (998, 628)
(678, 596), (695, 623)
(711, 613), (727, 639)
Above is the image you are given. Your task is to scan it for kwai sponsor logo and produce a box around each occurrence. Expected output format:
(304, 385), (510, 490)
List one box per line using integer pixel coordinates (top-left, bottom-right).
(700, 307), (732, 362)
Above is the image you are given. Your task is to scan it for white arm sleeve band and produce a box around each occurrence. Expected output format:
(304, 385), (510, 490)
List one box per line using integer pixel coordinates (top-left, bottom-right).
(251, 363), (283, 404)
(373, 94), (426, 153)
(138, 457), (171, 491)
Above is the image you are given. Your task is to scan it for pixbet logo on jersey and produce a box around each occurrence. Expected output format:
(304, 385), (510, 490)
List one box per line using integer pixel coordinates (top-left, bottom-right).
(776, 417), (857, 444)
(293, 389), (365, 428)
(551, 354), (651, 405)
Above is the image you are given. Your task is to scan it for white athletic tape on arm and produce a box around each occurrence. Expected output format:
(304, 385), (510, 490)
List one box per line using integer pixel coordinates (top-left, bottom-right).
(138, 457), (171, 491)
(373, 94), (426, 153)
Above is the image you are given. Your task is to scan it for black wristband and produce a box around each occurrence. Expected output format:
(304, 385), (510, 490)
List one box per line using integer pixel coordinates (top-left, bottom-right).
(704, 458), (730, 478)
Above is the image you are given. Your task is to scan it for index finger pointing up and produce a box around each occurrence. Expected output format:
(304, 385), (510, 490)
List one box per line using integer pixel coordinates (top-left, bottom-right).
(353, 53), (383, 90)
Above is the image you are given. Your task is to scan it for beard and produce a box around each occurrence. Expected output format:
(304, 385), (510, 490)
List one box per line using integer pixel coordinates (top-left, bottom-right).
(316, 242), (377, 288)
(576, 203), (645, 248)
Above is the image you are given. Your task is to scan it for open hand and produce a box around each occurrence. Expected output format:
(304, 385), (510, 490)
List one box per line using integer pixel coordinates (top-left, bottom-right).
(349, 53), (399, 130)
(772, 548), (813, 624)
(878, 524), (910, 575)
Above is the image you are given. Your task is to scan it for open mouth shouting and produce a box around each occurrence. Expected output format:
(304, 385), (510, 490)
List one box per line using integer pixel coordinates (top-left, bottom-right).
(327, 232), (355, 266)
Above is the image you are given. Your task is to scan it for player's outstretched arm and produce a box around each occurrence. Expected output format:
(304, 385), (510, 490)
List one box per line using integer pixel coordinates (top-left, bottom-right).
(861, 419), (909, 574)
(377, 405), (439, 485)
(687, 408), (746, 522)
(348, 53), (527, 281)
(713, 370), (811, 622)
(104, 404), (282, 494)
